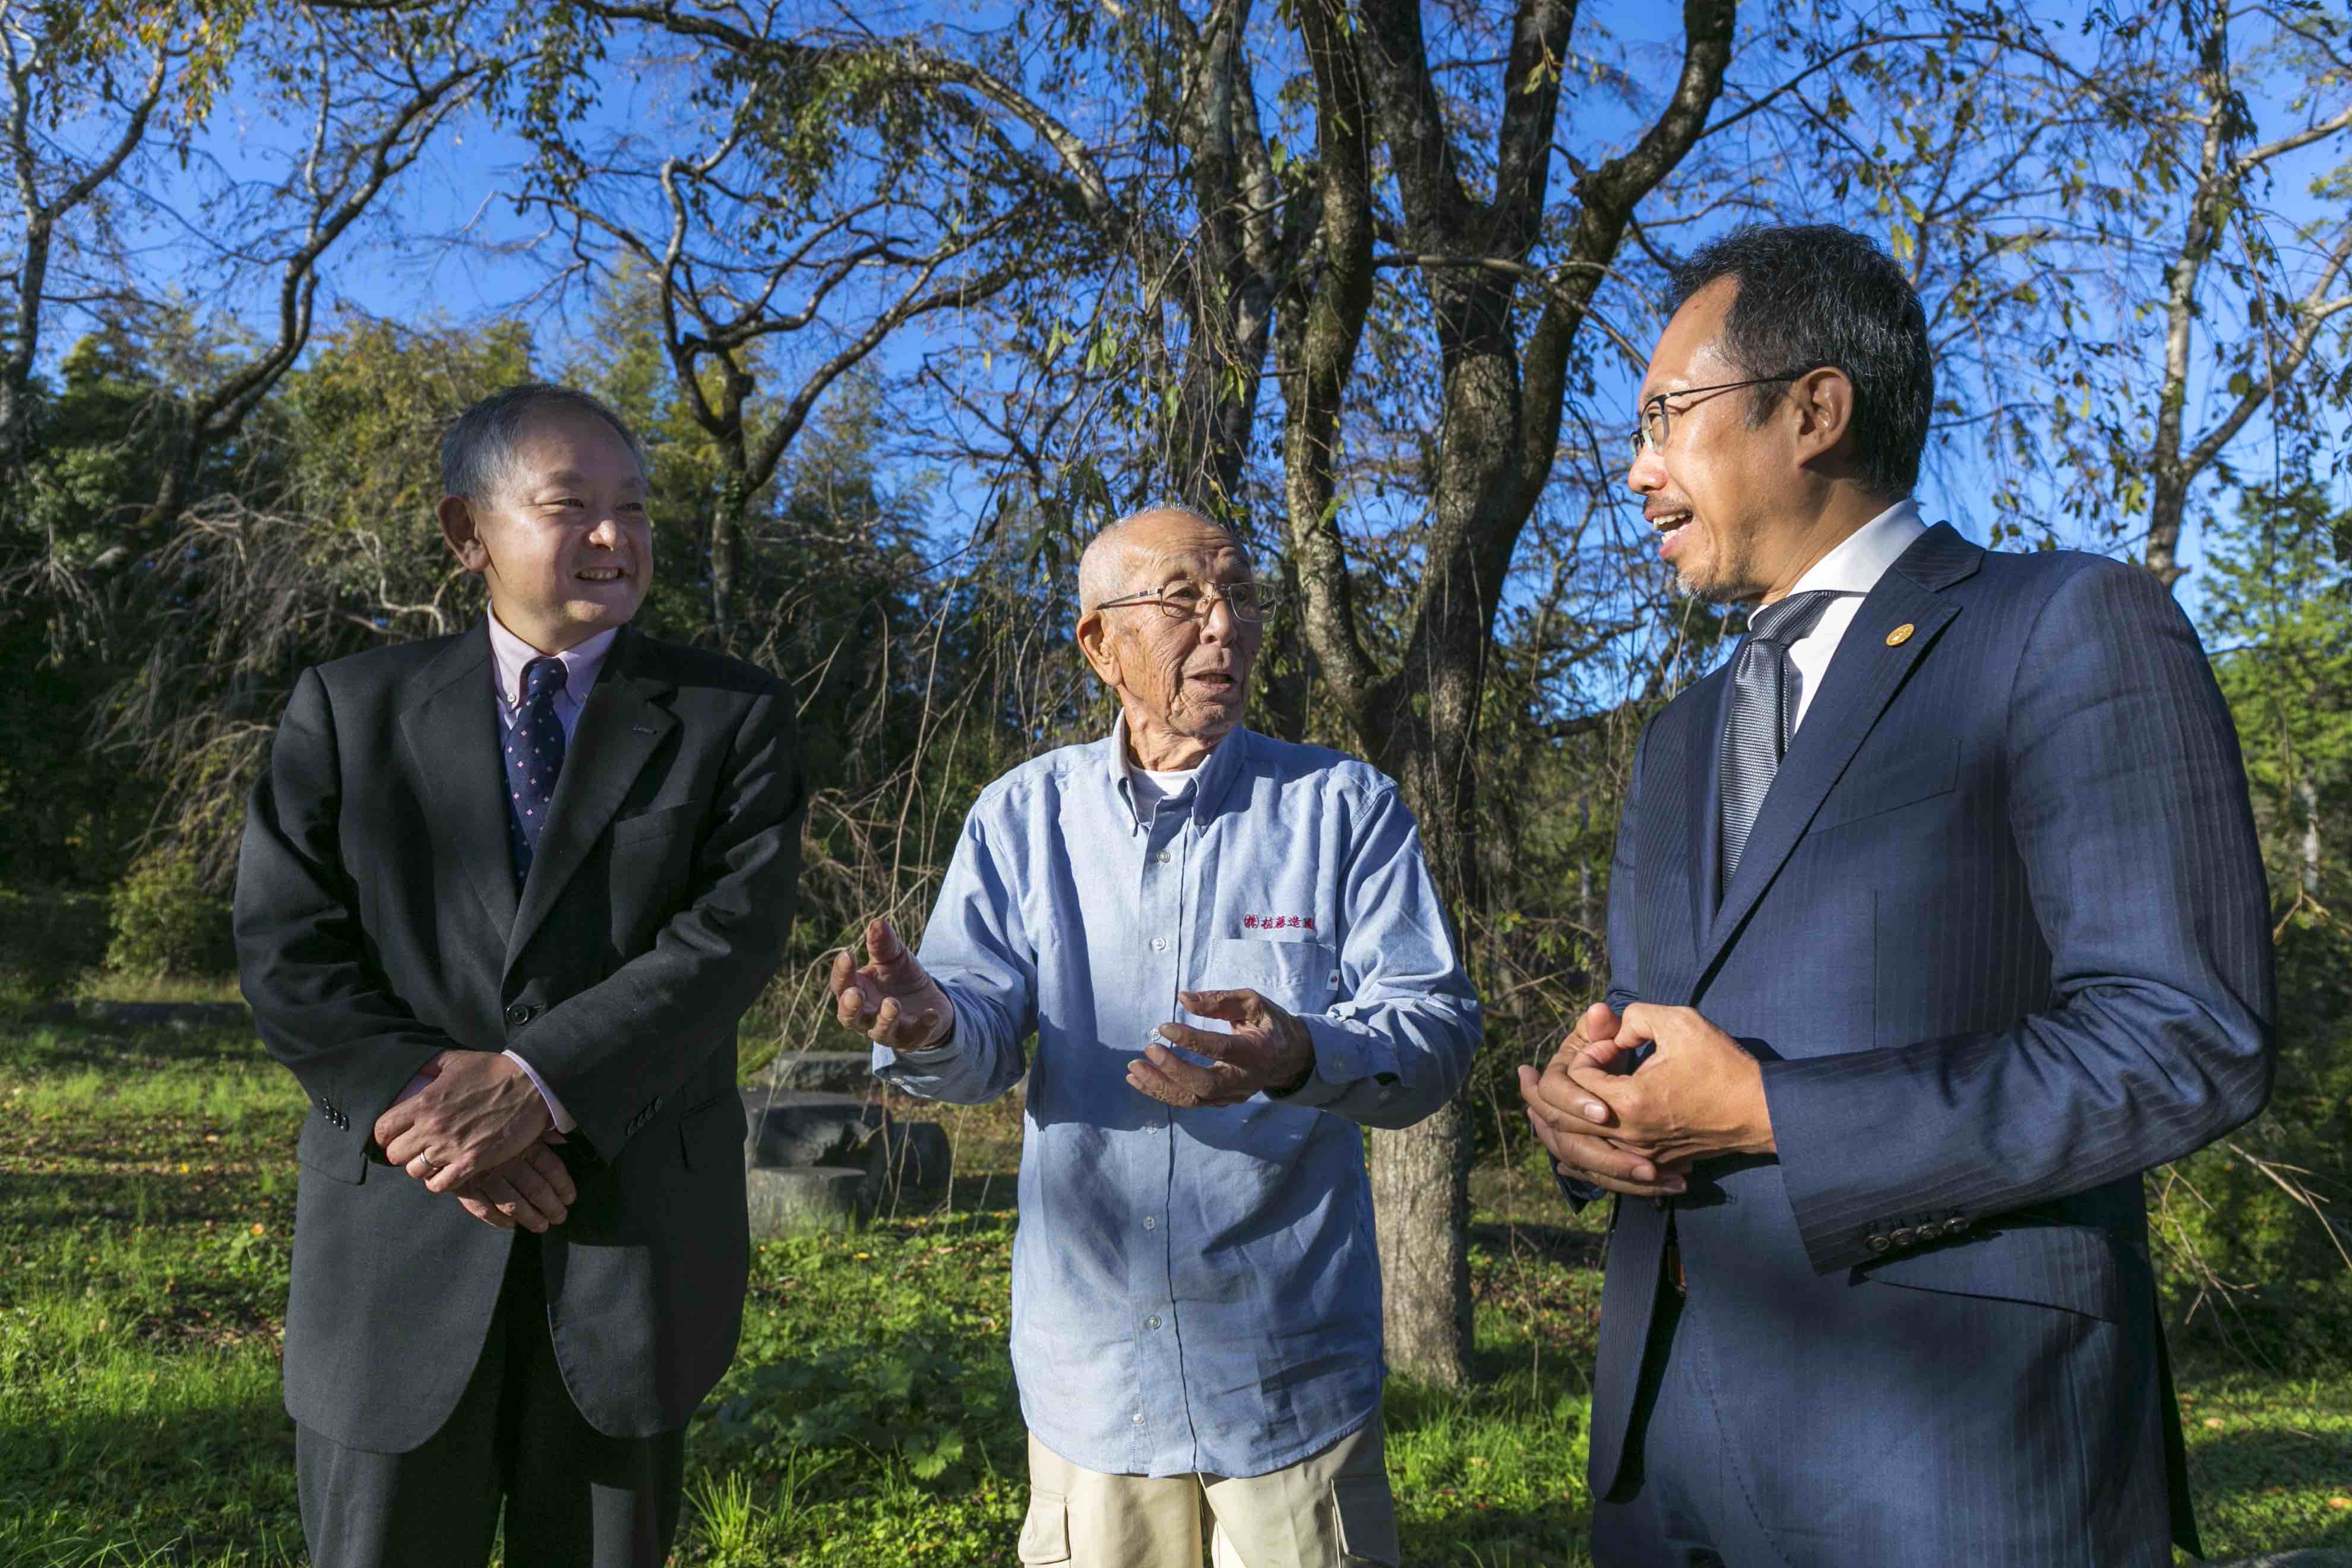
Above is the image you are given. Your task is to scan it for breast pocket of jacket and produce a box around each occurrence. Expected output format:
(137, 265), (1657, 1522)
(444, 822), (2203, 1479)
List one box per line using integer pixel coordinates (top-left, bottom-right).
(610, 801), (701, 848)
(1808, 736), (1958, 836)
(1203, 935), (1339, 1017)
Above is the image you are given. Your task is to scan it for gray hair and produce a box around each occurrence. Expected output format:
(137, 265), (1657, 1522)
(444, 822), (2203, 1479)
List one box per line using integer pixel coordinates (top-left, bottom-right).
(1077, 501), (1244, 615)
(441, 382), (645, 504)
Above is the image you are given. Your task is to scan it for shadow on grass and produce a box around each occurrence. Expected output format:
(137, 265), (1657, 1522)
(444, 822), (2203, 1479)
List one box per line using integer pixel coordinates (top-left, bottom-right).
(2188, 1426), (2352, 1553)
(0, 1386), (302, 1564)
(0, 1014), (271, 1072)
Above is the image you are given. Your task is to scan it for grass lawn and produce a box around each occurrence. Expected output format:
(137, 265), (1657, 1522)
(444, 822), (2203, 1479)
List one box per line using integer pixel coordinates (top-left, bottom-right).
(1, 1011), (2345, 1566)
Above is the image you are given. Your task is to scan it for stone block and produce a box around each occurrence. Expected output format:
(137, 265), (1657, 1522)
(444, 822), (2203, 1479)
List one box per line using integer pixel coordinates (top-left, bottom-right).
(859, 1118), (952, 1215)
(739, 1088), (885, 1169)
(745, 1166), (866, 1238)
(763, 1050), (877, 1095)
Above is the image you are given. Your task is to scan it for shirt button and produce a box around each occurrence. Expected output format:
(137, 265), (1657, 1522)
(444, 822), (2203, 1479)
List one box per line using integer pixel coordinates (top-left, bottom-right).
(1145, 1314), (1162, 1330)
(1146, 1124), (1161, 1135)
(1150, 937), (1167, 951)
(1133, 1412), (1145, 1426)
(1154, 851), (1172, 865)
(1143, 1216), (1157, 1230)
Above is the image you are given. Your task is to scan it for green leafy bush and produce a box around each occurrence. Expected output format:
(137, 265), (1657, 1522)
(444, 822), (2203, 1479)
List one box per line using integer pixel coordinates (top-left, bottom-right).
(0, 886), (113, 998)
(105, 851), (236, 978)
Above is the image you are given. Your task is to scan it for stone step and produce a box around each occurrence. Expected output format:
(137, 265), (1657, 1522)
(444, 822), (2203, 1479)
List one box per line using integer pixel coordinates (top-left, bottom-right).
(761, 1050), (875, 1095)
(746, 1166), (867, 1238)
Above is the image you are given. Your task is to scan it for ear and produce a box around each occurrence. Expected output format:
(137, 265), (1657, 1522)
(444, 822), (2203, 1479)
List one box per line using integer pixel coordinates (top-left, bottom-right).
(438, 494), (489, 574)
(1076, 608), (1121, 689)
(1788, 366), (1857, 467)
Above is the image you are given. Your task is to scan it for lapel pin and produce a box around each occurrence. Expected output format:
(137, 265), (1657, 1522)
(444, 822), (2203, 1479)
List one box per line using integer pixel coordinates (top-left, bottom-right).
(1885, 623), (1915, 647)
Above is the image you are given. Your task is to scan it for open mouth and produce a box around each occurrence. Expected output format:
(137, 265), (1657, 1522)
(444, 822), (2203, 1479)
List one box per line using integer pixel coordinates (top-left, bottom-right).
(1649, 510), (1694, 553)
(575, 566), (628, 584)
(1187, 671), (1237, 691)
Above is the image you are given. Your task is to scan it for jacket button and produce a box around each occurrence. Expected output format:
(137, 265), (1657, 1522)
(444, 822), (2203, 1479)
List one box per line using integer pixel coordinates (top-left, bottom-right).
(1890, 1226), (1916, 1247)
(1943, 1216), (1968, 1236)
(506, 1003), (536, 1026)
(1866, 1232), (1892, 1253)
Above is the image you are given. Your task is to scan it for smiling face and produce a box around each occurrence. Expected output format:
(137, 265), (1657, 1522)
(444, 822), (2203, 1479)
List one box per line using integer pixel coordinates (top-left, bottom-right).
(1627, 277), (1799, 604)
(1076, 511), (1263, 770)
(438, 409), (652, 650)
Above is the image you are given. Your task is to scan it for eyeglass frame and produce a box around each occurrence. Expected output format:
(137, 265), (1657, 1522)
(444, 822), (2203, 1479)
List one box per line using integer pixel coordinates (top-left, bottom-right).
(1091, 578), (1281, 624)
(1627, 366), (1831, 464)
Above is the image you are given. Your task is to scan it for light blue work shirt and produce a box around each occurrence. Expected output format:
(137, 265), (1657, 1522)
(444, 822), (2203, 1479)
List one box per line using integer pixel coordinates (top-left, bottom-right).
(872, 718), (1482, 1478)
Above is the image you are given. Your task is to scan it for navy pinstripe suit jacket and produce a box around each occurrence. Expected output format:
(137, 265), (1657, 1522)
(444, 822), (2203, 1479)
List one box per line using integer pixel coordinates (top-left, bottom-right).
(1580, 523), (2274, 1559)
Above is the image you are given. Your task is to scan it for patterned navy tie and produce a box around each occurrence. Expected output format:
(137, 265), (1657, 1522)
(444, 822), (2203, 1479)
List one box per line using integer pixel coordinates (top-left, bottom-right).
(502, 655), (568, 887)
(1718, 590), (1842, 884)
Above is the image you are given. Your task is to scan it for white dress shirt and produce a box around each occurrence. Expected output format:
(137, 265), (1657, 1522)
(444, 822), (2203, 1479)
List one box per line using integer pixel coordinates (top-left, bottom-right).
(1778, 500), (1927, 736)
(390, 612), (621, 1137)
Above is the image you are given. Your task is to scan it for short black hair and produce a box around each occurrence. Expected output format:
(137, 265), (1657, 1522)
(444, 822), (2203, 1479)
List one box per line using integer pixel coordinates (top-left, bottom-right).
(1670, 225), (1933, 497)
(440, 382), (644, 502)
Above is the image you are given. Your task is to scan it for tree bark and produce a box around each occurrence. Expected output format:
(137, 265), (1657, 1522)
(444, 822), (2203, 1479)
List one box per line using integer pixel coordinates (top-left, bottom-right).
(1320, 0), (1733, 1386)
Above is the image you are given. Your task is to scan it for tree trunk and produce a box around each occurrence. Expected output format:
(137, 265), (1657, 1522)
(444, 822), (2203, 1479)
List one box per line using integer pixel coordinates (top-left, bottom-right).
(1367, 1093), (1475, 1382)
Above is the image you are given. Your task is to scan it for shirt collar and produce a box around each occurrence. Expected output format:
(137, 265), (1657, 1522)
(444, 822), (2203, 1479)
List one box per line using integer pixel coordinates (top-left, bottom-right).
(1787, 498), (1928, 599)
(1103, 712), (1251, 828)
(486, 608), (620, 709)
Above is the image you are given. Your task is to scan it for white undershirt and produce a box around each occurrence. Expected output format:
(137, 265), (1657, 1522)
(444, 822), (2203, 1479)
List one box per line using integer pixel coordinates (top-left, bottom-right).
(1778, 500), (1929, 735)
(1126, 760), (1202, 810)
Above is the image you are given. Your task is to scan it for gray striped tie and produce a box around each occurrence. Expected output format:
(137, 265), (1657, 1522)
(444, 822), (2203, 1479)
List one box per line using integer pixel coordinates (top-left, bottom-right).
(1719, 590), (1842, 884)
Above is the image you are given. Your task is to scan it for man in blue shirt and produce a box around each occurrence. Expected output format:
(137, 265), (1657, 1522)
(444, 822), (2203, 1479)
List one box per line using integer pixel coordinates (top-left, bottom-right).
(830, 504), (1481, 1568)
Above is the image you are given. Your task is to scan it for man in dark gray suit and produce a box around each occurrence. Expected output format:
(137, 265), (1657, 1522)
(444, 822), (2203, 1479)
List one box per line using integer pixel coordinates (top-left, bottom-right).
(235, 384), (804, 1566)
(1521, 226), (2272, 1565)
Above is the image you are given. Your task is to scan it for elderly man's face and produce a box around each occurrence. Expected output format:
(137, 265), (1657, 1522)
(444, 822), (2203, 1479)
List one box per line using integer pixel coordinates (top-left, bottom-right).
(440, 410), (652, 650)
(1079, 514), (1263, 758)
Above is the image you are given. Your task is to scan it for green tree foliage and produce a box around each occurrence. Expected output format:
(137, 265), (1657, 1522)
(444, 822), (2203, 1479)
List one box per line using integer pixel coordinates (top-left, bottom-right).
(2158, 483), (2352, 1370)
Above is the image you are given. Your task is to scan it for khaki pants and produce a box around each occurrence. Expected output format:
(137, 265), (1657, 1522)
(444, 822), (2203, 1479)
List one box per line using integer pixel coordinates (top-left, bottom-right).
(1017, 1409), (1399, 1568)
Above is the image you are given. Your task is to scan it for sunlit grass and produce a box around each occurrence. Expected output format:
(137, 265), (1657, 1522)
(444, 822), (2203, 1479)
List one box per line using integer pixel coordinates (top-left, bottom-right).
(1, 1011), (2344, 1565)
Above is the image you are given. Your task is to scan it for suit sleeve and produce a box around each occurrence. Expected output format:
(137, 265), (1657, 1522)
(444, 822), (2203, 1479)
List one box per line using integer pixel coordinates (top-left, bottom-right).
(235, 668), (459, 1151)
(1557, 722), (1651, 1212)
(870, 805), (1038, 1107)
(1762, 557), (2276, 1273)
(501, 681), (806, 1161)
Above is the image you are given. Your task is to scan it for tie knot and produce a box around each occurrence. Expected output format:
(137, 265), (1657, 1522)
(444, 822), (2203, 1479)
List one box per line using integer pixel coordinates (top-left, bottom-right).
(1744, 590), (1842, 647)
(521, 656), (568, 706)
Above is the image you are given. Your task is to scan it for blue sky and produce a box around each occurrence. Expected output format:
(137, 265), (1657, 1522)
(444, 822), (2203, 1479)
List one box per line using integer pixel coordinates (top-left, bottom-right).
(59, 2), (2351, 634)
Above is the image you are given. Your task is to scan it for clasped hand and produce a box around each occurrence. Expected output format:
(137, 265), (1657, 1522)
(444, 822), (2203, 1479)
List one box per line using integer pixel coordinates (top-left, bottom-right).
(1516, 1001), (1775, 1199)
(373, 1051), (574, 1234)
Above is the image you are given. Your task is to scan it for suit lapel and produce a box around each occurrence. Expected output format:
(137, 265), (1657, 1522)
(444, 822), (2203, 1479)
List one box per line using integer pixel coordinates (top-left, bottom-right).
(505, 627), (679, 970)
(397, 622), (520, 937)
(1696, 523), (1982, 985)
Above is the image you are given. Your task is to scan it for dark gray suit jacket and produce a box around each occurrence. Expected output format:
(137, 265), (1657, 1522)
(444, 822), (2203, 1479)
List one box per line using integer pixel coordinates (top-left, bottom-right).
(235, 619), (804, 1452)
(1579, 526), (2273, 1563)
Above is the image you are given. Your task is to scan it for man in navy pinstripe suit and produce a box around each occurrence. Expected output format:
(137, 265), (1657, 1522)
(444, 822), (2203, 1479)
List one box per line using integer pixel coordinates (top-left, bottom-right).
(1520, 225), (2274, 1566)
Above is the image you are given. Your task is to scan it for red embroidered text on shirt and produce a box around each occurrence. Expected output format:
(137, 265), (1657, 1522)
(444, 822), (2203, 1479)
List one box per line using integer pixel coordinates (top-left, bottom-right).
(1241, 914), (1315, 931)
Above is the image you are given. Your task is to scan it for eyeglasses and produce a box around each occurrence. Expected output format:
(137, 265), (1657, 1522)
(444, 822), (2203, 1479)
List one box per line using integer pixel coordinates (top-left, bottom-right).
(1095, 579), (1281, 623)
(1627, 369), (1823, 464)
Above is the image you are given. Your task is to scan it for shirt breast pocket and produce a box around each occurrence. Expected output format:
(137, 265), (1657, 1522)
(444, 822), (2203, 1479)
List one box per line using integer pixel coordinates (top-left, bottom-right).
(1203, 935), (1339, 1017)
